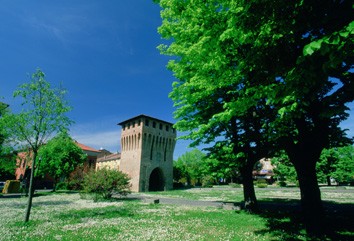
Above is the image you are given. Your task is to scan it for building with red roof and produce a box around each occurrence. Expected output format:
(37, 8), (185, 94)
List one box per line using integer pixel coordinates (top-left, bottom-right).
(14, 142), (101, 189)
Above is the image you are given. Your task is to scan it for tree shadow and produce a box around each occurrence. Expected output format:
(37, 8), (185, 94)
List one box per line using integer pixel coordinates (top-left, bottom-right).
(55, 205), (135, 220)
(254, 198), (354, 240)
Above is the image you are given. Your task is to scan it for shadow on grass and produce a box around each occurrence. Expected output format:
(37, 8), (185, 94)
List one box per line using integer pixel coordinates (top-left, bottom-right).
(254, 198), (354, 240)
(55, 205), (135, 220)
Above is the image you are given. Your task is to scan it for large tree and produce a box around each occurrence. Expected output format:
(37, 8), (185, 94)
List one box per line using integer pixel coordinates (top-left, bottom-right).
(37, 131), (86, 191)
(0, 69), (72, 222)
(156, 0), (353, 235)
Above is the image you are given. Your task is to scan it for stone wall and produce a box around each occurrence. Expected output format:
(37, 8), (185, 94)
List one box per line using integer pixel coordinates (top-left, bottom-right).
(118, 115), (176, 192)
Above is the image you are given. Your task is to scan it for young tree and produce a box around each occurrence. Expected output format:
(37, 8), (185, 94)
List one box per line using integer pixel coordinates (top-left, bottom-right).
(0, 69), (72, 222)
(174, 149), (207, 186)
(156, 0), (353, 235)
(37, 131), (86, 190)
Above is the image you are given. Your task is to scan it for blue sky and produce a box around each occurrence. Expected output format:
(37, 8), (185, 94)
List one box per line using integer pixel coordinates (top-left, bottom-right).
(1, 1), (353, 159)
(0, 1), (194, 158)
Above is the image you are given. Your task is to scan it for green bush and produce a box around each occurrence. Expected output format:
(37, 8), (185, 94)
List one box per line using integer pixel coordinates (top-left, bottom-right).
(201, 175), (214, 188)
(277, 181), (287, 187)
(255, 179), (268, 188)
(82, 168), (131, 201)
(55, 182), (68, 191)
(67, 167), (85, 190)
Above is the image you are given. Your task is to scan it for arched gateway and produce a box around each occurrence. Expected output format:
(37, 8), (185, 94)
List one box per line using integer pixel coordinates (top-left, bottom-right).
(118, 115), (176, 192)
(149, 168), (165, 191)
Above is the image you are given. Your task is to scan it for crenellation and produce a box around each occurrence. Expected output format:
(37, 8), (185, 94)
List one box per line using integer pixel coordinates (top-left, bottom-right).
(117, 115), (176, 192)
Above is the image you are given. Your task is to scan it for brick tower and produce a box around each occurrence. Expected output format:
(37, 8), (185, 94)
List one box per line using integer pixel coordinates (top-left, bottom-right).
(118, 115), (176, 192)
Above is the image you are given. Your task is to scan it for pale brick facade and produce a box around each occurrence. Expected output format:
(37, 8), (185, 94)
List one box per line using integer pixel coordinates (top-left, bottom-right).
(118, 115), (176, 192)
(96, 153), (121, 170)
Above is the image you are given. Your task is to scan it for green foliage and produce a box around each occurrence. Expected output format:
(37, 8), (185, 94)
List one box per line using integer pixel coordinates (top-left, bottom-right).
(277, 181), (287, 187)
(157, 0), (353, 232)
(271, 152), (297, 184)
(0, 69), (73, 222)
(201, 175), (214, 188)
(0, 152), (16, 180)
(82, 168), (131, 201)
(0, 102), (15, 180)
(55, 182), (68, 191)
(317, 145), (354, 185)
(332, 145), (354, 184)
(37, 131), (86, 184)
(67, 166), (85, 190)
(256, 179), (268, 188)
(0, 69), (73, 150)
(173, 149), (207, 186)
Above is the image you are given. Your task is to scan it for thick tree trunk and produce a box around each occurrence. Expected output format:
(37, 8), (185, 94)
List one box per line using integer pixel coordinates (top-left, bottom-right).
(240, 161), (258, 213)
(291, 153), (325, 236)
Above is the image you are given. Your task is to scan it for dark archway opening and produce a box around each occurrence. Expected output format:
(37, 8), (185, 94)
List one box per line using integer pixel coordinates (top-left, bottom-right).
(149, 168), (165, 191)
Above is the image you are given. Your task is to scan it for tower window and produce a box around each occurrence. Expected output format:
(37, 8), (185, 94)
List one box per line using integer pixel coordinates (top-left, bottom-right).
(159, 123), (163, 130)
(145, 120), (149, 126)
(153, 122), (156, 128)
(165, 125), (169, 131)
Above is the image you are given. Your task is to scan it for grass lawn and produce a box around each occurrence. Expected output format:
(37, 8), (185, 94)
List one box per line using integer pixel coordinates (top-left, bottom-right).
(0, 186), (353, 240)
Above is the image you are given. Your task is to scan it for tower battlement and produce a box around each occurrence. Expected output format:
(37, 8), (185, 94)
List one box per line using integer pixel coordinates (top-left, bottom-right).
(118, 115), (176, 192)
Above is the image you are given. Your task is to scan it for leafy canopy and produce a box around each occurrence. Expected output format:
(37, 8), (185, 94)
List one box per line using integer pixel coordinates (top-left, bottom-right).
(37, 131), (86, 180)
(0, 69), (73, 151)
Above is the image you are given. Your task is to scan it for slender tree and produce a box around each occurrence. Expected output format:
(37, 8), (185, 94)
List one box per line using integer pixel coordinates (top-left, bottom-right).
(0, 69), (72, 222)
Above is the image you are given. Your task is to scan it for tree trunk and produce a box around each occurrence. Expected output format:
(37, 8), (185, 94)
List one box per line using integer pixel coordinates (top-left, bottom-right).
(326, 176), (331, 186)
(24, 151), (37, 222)
(240, 161), (258, 213)
(291, 154), (325, 236)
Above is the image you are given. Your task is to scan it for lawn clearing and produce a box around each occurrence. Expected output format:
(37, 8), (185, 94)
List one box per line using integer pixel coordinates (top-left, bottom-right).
(0, 193), (274, 241)
(0, 186), (353, 240)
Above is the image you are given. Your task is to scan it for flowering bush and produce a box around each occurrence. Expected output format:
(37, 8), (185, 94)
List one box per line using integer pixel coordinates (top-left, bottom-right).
(82, 168), (131, 200)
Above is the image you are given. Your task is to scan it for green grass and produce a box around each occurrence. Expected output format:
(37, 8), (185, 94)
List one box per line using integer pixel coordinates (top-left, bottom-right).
(0, 187), (353, 240)
(0, 193), (272, 241)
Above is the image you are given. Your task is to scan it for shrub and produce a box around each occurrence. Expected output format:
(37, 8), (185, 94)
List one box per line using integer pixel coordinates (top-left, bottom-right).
(82, 168), (131, 200)
(55, 182), (68, 191)
(255, 179), (268, 188)
(67, 167), (85, 190)
(277, 181), (287, 187)
(201, 175), (214, 188)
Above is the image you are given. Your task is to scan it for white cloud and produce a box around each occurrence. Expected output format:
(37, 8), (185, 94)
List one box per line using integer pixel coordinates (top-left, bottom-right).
(71, 129), (121, 153)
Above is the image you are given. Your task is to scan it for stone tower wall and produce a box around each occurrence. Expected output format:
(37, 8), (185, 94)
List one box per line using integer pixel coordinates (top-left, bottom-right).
(119, 115), (176, 192)
(119, 118), (144, 192)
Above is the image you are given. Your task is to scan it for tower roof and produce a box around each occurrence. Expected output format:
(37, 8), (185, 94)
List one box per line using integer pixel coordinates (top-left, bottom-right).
(117, 114), (174, 126)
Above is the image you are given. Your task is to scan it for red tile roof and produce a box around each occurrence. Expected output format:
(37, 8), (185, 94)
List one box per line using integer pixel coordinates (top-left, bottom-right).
(75, 142), (101, 153)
